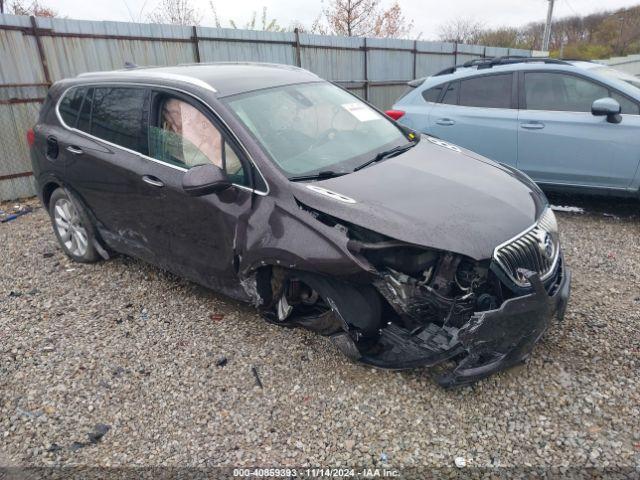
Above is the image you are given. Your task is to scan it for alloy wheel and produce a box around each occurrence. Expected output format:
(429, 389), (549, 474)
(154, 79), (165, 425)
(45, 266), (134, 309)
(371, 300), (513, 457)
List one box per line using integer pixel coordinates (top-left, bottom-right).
(53, 198), (89, 257)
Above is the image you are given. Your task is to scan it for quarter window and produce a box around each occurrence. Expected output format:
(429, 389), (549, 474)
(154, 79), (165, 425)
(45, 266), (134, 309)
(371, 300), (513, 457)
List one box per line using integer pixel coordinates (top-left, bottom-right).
(58, 87), (86, 127)
(422, 84), (445, 103)
(459, 74), (512, 109)
(441, 82), (458, 105)
(524, 72), (608, 112)
(149, 96), (248, 186)
(91, 87), (148, 154)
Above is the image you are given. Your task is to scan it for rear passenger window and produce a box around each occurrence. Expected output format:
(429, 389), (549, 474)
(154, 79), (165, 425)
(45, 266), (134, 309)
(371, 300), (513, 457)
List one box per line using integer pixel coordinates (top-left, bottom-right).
(91, 87), (148, 154)
(441, 82), (458, 105)
(58, 87), (86, 127)
(459, 74), (512, 108)
(422, 84), (445, 103)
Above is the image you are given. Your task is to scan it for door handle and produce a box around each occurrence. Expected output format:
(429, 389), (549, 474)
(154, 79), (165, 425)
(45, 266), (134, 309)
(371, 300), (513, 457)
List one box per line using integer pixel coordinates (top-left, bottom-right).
(520, 122), (545, 130)
(436, 118), (456, 126)
(66, 145), (84, 155)
(142, 175), (164, 188)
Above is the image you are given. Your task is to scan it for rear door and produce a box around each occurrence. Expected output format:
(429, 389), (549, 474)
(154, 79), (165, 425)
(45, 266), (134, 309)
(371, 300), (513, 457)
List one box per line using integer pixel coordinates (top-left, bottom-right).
(60, 86), (165, 258)
(517, 70), (640, 189)
(427, 72), (519, 167)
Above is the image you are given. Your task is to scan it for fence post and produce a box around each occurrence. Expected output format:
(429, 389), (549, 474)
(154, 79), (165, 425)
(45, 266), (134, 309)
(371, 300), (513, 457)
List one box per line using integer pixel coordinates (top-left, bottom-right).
(412, 39), (417, 80)
(363, 37), (369, 101)
(192, 25), (201, 63)
(453, 42), (458, 66)
(30, 16), (51, 85)
(294, 28), (301, 67)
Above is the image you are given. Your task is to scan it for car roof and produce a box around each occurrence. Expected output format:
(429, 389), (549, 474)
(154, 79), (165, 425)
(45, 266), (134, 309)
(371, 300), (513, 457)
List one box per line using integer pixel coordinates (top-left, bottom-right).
(417, 59), (637, 97)
(76, 62), (322, 97)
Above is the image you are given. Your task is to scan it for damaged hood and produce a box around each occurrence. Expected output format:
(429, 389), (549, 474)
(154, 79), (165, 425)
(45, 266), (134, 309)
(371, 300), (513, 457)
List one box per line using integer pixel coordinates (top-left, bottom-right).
(292, 138), (547, 260)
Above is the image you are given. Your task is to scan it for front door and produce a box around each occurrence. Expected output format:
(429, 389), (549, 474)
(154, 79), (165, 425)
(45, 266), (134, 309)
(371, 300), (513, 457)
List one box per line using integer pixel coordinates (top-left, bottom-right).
(137, 89), (257, 297)
(517, 71), (640, 189)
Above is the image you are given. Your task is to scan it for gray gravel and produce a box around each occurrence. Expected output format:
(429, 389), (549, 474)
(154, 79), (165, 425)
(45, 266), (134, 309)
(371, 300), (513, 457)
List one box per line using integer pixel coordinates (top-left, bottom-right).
(0, 196), (639, 470)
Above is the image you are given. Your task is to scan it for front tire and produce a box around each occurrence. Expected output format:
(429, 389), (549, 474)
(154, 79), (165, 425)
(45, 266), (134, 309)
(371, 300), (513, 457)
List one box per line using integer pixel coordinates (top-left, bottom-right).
(48, 188), (100, 263)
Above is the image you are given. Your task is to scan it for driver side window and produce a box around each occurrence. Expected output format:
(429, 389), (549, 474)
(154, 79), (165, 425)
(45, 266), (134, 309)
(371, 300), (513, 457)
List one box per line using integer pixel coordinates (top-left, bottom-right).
(149, 95), (247, 186)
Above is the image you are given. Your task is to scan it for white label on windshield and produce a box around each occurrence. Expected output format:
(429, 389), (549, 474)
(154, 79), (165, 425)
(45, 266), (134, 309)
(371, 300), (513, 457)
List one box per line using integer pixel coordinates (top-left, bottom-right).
(342, 102), (380, 122)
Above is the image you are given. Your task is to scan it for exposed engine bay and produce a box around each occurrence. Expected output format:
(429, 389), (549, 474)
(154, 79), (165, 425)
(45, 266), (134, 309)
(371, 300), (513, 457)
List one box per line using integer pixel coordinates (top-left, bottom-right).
(244, 207), (571, 388)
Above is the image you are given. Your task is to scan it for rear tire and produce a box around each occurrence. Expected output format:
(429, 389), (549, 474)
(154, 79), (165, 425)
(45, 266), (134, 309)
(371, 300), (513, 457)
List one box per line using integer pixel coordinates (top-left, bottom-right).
(48, 188), (100, 263)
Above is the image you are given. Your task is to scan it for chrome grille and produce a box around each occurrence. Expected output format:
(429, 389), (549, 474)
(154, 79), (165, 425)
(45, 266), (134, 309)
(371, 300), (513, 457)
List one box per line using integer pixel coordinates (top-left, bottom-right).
(493, 209), (560, 287)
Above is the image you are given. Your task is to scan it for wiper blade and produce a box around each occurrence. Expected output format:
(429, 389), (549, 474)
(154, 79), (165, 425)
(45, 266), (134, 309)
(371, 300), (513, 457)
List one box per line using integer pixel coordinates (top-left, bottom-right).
(288, 170), (349, 182)
(353, 142), (416, 172)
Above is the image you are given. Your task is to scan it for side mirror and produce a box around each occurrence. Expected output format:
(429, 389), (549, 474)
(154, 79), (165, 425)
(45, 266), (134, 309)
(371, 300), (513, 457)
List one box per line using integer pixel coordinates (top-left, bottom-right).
(592, 97), (622, 124)
(182, 164), (231, 196)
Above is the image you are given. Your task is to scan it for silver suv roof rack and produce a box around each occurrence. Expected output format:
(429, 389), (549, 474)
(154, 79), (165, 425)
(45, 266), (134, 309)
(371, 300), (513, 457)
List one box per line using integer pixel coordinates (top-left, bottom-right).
(433, 56), (573, 77)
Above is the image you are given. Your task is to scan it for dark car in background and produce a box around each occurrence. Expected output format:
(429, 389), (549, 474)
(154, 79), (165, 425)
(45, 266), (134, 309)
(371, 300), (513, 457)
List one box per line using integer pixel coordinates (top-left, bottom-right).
(29, 63), (571, 387)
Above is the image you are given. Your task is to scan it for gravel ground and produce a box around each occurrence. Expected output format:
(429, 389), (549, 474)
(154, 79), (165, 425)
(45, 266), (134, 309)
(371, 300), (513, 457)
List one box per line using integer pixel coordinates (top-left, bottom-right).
(0, 195), (639, 471)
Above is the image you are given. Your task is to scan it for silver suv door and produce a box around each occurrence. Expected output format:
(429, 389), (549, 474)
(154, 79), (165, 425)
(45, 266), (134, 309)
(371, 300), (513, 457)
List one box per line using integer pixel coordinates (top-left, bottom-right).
(517, 70), (640, 190)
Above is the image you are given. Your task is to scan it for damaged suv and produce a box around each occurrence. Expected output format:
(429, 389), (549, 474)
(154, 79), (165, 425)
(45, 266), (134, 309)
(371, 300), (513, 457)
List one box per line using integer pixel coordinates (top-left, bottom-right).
(30, 63), (571, 387)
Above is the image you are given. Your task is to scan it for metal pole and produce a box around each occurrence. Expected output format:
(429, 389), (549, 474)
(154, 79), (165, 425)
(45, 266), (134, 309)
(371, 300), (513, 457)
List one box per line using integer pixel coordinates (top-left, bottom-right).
(542, 0), (555, 52)
(412, 40), (417, 79)
(1, 0), (4, 14)
(363, 37), (368, 101)
(192, 25), (200, 63)
(30, 16), (52, 86)
(294, 28), (301, 67)
(617, 16), (625, 56)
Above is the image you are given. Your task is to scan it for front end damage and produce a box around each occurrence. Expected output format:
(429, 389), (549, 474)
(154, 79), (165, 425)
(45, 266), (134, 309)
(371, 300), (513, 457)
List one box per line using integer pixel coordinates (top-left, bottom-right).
(241, 205), (571, 388)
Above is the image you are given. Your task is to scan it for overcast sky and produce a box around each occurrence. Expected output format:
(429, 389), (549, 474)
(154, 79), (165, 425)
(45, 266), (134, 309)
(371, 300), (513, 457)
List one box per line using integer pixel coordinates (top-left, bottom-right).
(48, 0), (640, 39)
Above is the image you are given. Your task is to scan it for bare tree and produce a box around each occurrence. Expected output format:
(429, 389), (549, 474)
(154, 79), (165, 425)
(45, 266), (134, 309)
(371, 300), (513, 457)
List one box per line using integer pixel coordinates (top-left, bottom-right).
(315, 0), (413, 38)
(373, 1), (414, 38)
(437, 18), (484, 44)
(9, 0), (57, 17)
(147, 0), (202, 26)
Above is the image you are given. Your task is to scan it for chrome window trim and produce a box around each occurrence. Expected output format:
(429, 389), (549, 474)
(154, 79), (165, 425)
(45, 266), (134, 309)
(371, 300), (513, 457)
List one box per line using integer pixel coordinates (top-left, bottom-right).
(492, 207), (561, 287)
(78, 70), (218, 94)
(54, 82), (269, 196)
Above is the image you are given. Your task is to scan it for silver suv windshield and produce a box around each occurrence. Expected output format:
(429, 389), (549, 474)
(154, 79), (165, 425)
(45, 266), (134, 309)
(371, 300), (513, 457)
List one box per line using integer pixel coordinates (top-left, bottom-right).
(223, 82), (407, 178)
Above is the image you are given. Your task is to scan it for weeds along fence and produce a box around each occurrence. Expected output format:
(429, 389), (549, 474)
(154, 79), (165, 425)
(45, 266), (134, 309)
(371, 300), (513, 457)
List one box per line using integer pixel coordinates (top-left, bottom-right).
(0, 13), (532, 201)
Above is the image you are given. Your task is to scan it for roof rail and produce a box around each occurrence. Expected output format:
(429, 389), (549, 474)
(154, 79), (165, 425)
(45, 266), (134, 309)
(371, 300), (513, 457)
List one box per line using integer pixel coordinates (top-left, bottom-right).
(433, 56), (573, 77)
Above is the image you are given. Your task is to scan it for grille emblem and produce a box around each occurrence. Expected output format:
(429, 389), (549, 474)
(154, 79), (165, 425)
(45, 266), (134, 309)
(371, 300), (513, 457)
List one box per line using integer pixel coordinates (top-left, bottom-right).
(537, 231), (554, 260)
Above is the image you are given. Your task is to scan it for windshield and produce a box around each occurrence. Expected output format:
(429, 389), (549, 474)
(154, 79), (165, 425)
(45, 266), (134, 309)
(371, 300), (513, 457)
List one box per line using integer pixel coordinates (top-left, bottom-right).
(223, 82), (407, 178)
(592, 65), (640, 91)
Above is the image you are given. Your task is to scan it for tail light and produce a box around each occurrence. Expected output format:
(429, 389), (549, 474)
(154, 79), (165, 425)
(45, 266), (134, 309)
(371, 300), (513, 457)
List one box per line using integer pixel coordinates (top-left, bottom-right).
(385, 110), (405, 121)
(26, 128), (35, 147)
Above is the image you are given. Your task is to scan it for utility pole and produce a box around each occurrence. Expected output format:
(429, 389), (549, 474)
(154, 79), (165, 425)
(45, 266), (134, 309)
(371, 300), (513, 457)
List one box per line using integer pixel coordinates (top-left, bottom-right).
(0, 0), (4, 15)
(542, 0), (555, 52)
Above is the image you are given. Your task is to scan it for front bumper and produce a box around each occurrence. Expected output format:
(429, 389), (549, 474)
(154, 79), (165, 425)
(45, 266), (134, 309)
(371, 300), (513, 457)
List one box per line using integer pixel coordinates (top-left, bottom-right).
(437, 263), (571, 387)
(342, 259), (571, 387)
